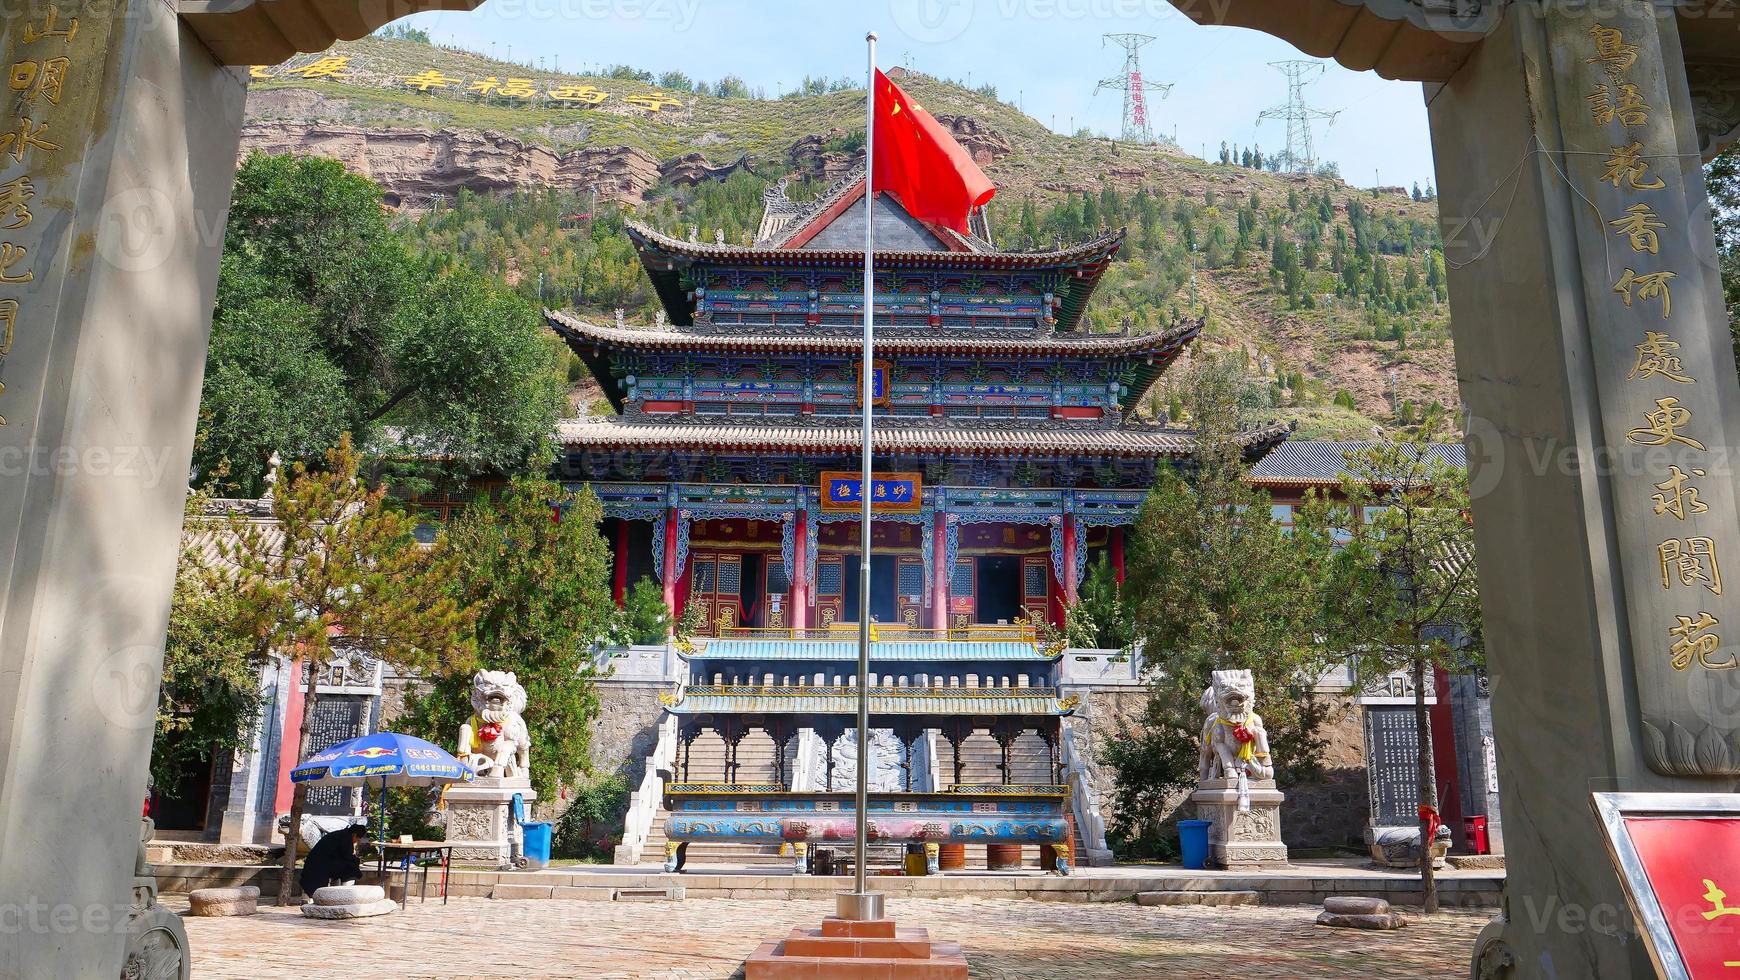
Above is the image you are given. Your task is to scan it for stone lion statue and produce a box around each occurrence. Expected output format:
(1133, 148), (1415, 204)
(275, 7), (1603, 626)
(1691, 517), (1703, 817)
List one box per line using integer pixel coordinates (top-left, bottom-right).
(458, 670), (531, 780)
(1198, 670), (1274, 805)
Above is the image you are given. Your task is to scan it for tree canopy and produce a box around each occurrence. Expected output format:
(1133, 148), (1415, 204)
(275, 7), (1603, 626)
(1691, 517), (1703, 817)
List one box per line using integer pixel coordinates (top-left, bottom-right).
(399, 479), (616, 801)
(199, 154), (565, 497)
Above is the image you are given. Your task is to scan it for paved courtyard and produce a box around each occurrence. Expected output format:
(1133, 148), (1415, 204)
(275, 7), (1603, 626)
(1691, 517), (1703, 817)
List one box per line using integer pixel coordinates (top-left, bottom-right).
(179, 896), (1491, 979)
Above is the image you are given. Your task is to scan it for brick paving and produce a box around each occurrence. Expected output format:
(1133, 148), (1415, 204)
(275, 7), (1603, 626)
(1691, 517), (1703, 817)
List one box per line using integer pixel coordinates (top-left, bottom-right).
(179, 896), (1491, 979)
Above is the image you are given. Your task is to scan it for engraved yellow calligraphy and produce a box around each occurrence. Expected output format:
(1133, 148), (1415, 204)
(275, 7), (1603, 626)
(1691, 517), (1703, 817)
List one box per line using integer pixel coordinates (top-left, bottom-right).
(1601, 143), (1667, 190)
(1588, 83), (1652, 128)
(0, 242), (31, 284)
(1614, 268), (1678, 318)
(1660, 537), (1723, 596)
(1610, 204), (1666, 255)
(0, 175), (35, 231)
(8, 57), (68, 105)
(1653, 466), (1709, 520)
(1671, 615), (1731, 670)
(1587, 25), (1639, 76)
(1628, 331), (1694, 384)
(22, 9), (78, 44)
(0, 297), (13, 355)
(1626, 397), (1706, 450)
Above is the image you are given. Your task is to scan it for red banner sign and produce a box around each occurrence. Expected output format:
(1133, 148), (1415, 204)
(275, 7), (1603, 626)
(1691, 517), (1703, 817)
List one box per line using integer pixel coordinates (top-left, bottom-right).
(1594, 793), (1740, 978)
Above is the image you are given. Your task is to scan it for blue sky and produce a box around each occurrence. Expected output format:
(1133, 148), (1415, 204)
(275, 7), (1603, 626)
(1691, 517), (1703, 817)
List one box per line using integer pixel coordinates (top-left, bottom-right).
(401, 0), (1440, 190)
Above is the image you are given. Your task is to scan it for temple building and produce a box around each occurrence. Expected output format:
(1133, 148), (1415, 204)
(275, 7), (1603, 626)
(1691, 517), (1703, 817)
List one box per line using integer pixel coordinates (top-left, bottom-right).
(544, 161), (1288, 872)
(549, 168), (1287, 638)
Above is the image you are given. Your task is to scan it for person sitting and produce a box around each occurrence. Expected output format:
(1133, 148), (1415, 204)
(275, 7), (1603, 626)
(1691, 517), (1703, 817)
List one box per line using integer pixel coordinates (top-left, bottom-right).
(298, 824), (367, 899)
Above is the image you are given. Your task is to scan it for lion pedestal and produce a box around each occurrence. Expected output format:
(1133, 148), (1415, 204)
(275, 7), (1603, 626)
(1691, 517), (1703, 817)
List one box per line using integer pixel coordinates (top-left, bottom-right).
(444, 777), (537, 869)
(1191, 777), (1289, 870)
(1192, 669), (1290, 870)
(444, 670), (537, 869)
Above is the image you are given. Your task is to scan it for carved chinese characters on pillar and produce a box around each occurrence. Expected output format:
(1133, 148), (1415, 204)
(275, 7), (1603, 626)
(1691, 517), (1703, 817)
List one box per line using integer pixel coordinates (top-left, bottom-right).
(1548, 9), (1740, 775)
(0, 6), (80, 427)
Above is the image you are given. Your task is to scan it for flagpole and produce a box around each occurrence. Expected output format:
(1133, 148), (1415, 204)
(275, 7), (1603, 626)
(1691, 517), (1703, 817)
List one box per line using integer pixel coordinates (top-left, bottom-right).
(838, 29), (882, 925)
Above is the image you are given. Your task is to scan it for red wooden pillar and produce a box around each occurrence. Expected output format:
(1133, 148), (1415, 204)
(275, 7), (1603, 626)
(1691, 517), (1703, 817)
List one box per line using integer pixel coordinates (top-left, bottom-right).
(791, 508), (809, 631)
(271, 654), (307, 816)
(661, 507), (679, 632)
(1430, 665), (1466, 851)
(1062, 513), (1079, 605)
(1110, 527), (1126, 585)
(931, 510), (949, 631)
(613, 519), (629, 608)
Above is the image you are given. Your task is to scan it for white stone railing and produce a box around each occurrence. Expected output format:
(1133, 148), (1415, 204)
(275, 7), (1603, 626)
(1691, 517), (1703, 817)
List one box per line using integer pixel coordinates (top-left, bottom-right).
(1060, 719), (1115, 867)
(594, 643), (680, 682)
(1056, 646), (1146, 687)
(613, 713), (678, 866)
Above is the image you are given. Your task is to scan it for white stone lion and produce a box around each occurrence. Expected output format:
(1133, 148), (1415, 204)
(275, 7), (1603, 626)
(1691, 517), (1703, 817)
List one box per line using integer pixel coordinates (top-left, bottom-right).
(458, 670), (531, 781)
(1198, 669), (1274, 787)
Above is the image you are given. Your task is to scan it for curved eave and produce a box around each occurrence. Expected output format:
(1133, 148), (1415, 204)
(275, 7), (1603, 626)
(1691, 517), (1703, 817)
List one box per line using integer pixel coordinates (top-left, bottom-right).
(546, 308), (1198, 360)
(1165, 0), (1497, 82)
(179, 0), (486, 66)
(557, 416), (1294, 461)
(628, 224), (1124, 331)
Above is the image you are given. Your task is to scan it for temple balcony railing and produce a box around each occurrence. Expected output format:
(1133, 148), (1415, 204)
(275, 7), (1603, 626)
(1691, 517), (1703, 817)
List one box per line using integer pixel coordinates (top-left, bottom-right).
(661, 782), (1069, 797)
(716, 624), (1037, 644)
(679, 684), (1061, 700)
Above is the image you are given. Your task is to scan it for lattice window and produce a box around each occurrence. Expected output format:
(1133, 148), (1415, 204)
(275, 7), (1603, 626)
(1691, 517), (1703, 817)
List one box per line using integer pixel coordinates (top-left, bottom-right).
(1023, 561), (1047, 598)
(766, 559), (790, 595)
(717, 558), (742, 594)
(952, 559), (974, 596)
(898, 562), (924, 596)
(692, 558), (716, 593)
(818, 561), (844, 597)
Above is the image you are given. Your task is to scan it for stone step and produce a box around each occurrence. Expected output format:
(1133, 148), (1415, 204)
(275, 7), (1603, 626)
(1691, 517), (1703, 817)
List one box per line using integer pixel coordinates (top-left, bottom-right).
(1135, 890), (1261, 907)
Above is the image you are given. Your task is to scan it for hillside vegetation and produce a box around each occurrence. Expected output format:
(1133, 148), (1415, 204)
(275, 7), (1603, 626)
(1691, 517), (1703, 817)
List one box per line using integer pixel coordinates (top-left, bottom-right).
(254, 36), (1461, 439)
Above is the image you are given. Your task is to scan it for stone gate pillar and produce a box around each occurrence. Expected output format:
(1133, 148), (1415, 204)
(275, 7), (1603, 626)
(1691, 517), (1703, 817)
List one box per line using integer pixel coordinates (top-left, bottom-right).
(0, 3), (245, 976)
(1427, 6), (1740, 975)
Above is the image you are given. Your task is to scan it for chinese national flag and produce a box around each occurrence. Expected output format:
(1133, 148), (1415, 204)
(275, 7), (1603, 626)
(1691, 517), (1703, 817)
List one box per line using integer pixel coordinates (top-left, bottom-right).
(872, 69), (996, 235)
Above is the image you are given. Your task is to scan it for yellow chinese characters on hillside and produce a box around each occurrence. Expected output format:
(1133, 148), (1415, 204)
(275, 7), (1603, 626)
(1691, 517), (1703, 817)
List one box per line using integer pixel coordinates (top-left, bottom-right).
(251, 57), (685, 114)
(0, 8), (79, 427)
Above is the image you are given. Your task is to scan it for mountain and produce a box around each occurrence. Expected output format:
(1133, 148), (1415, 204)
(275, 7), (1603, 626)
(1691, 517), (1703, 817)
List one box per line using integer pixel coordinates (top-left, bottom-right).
(243, 36), (1458, 439)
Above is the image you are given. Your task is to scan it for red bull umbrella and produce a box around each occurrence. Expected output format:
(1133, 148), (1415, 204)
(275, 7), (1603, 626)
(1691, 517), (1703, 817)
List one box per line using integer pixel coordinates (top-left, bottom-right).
(291, 732), (475, 787)
(292, 732), (475, 857)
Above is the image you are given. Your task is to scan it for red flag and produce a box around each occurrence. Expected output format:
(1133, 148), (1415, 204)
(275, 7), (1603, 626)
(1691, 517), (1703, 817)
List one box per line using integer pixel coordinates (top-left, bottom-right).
(872, 69), (995, 235)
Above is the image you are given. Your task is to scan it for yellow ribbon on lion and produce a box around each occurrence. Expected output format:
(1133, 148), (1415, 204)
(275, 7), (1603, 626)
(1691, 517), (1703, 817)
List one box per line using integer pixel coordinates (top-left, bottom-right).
(1215, 717), (1256, 763)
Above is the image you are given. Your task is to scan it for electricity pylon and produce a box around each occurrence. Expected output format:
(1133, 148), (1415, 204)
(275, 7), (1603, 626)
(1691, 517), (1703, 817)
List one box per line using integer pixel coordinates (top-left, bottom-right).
(1255, 60), (1340, 174)
(1094, 33), (1172, 145)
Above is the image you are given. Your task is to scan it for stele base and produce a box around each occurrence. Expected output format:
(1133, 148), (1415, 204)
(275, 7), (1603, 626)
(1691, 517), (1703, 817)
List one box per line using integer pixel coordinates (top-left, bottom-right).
(745, 915), (968, 979)
(1191, 777), (1291, 870)
(442, 777), (534, 868)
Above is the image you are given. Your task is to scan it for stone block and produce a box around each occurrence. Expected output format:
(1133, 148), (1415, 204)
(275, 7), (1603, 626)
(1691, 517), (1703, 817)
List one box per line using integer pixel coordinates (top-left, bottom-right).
(490, 883), (554, 900)
(1323, 896), (1391, 916)
(312, 884), (383, 906)
(1446, 854), (1506, 871)
(300, 899), (397, 920)
(1365, 823), (1451, 869)
(614, 886), (684, 901)
(1135, 890), (1259, 907)
(783, 927), (933, 959)
(549, 886), (616, 901)
(187, 886), (259, 917)
(1316, 910), (1408, 930)
(822, 917), (897, 938)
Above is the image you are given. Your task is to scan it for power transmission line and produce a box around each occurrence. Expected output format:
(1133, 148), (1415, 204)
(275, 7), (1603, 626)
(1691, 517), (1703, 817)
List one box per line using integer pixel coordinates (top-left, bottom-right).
(1094, 33), (1173, 145)
(1255, 60), (1340, 175)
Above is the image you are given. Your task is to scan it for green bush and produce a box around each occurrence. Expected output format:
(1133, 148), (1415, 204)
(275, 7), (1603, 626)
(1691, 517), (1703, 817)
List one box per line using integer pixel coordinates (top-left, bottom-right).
(551, 773), (631, 861)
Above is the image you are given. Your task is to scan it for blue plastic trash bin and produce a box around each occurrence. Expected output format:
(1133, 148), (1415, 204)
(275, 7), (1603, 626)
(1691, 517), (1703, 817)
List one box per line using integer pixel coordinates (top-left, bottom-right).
(1178, 819), (1212, 870)
(511, 793), (553, 871)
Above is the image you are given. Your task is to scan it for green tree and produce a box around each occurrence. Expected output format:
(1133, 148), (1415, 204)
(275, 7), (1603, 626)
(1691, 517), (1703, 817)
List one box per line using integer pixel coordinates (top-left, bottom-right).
(1106, 358), (1335, 849)
(1318, 438), (1482, 914)
(1708, 149), (1739, 367)
(399, 480), (615, 803)
(204, 154), (563, 496)
(152, 523), (271, 799)
(220, 435), (477, 904)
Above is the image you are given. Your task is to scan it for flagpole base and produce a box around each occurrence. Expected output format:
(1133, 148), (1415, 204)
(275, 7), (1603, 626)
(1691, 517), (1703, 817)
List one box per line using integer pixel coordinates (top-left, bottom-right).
(835, 891), (885, 922)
